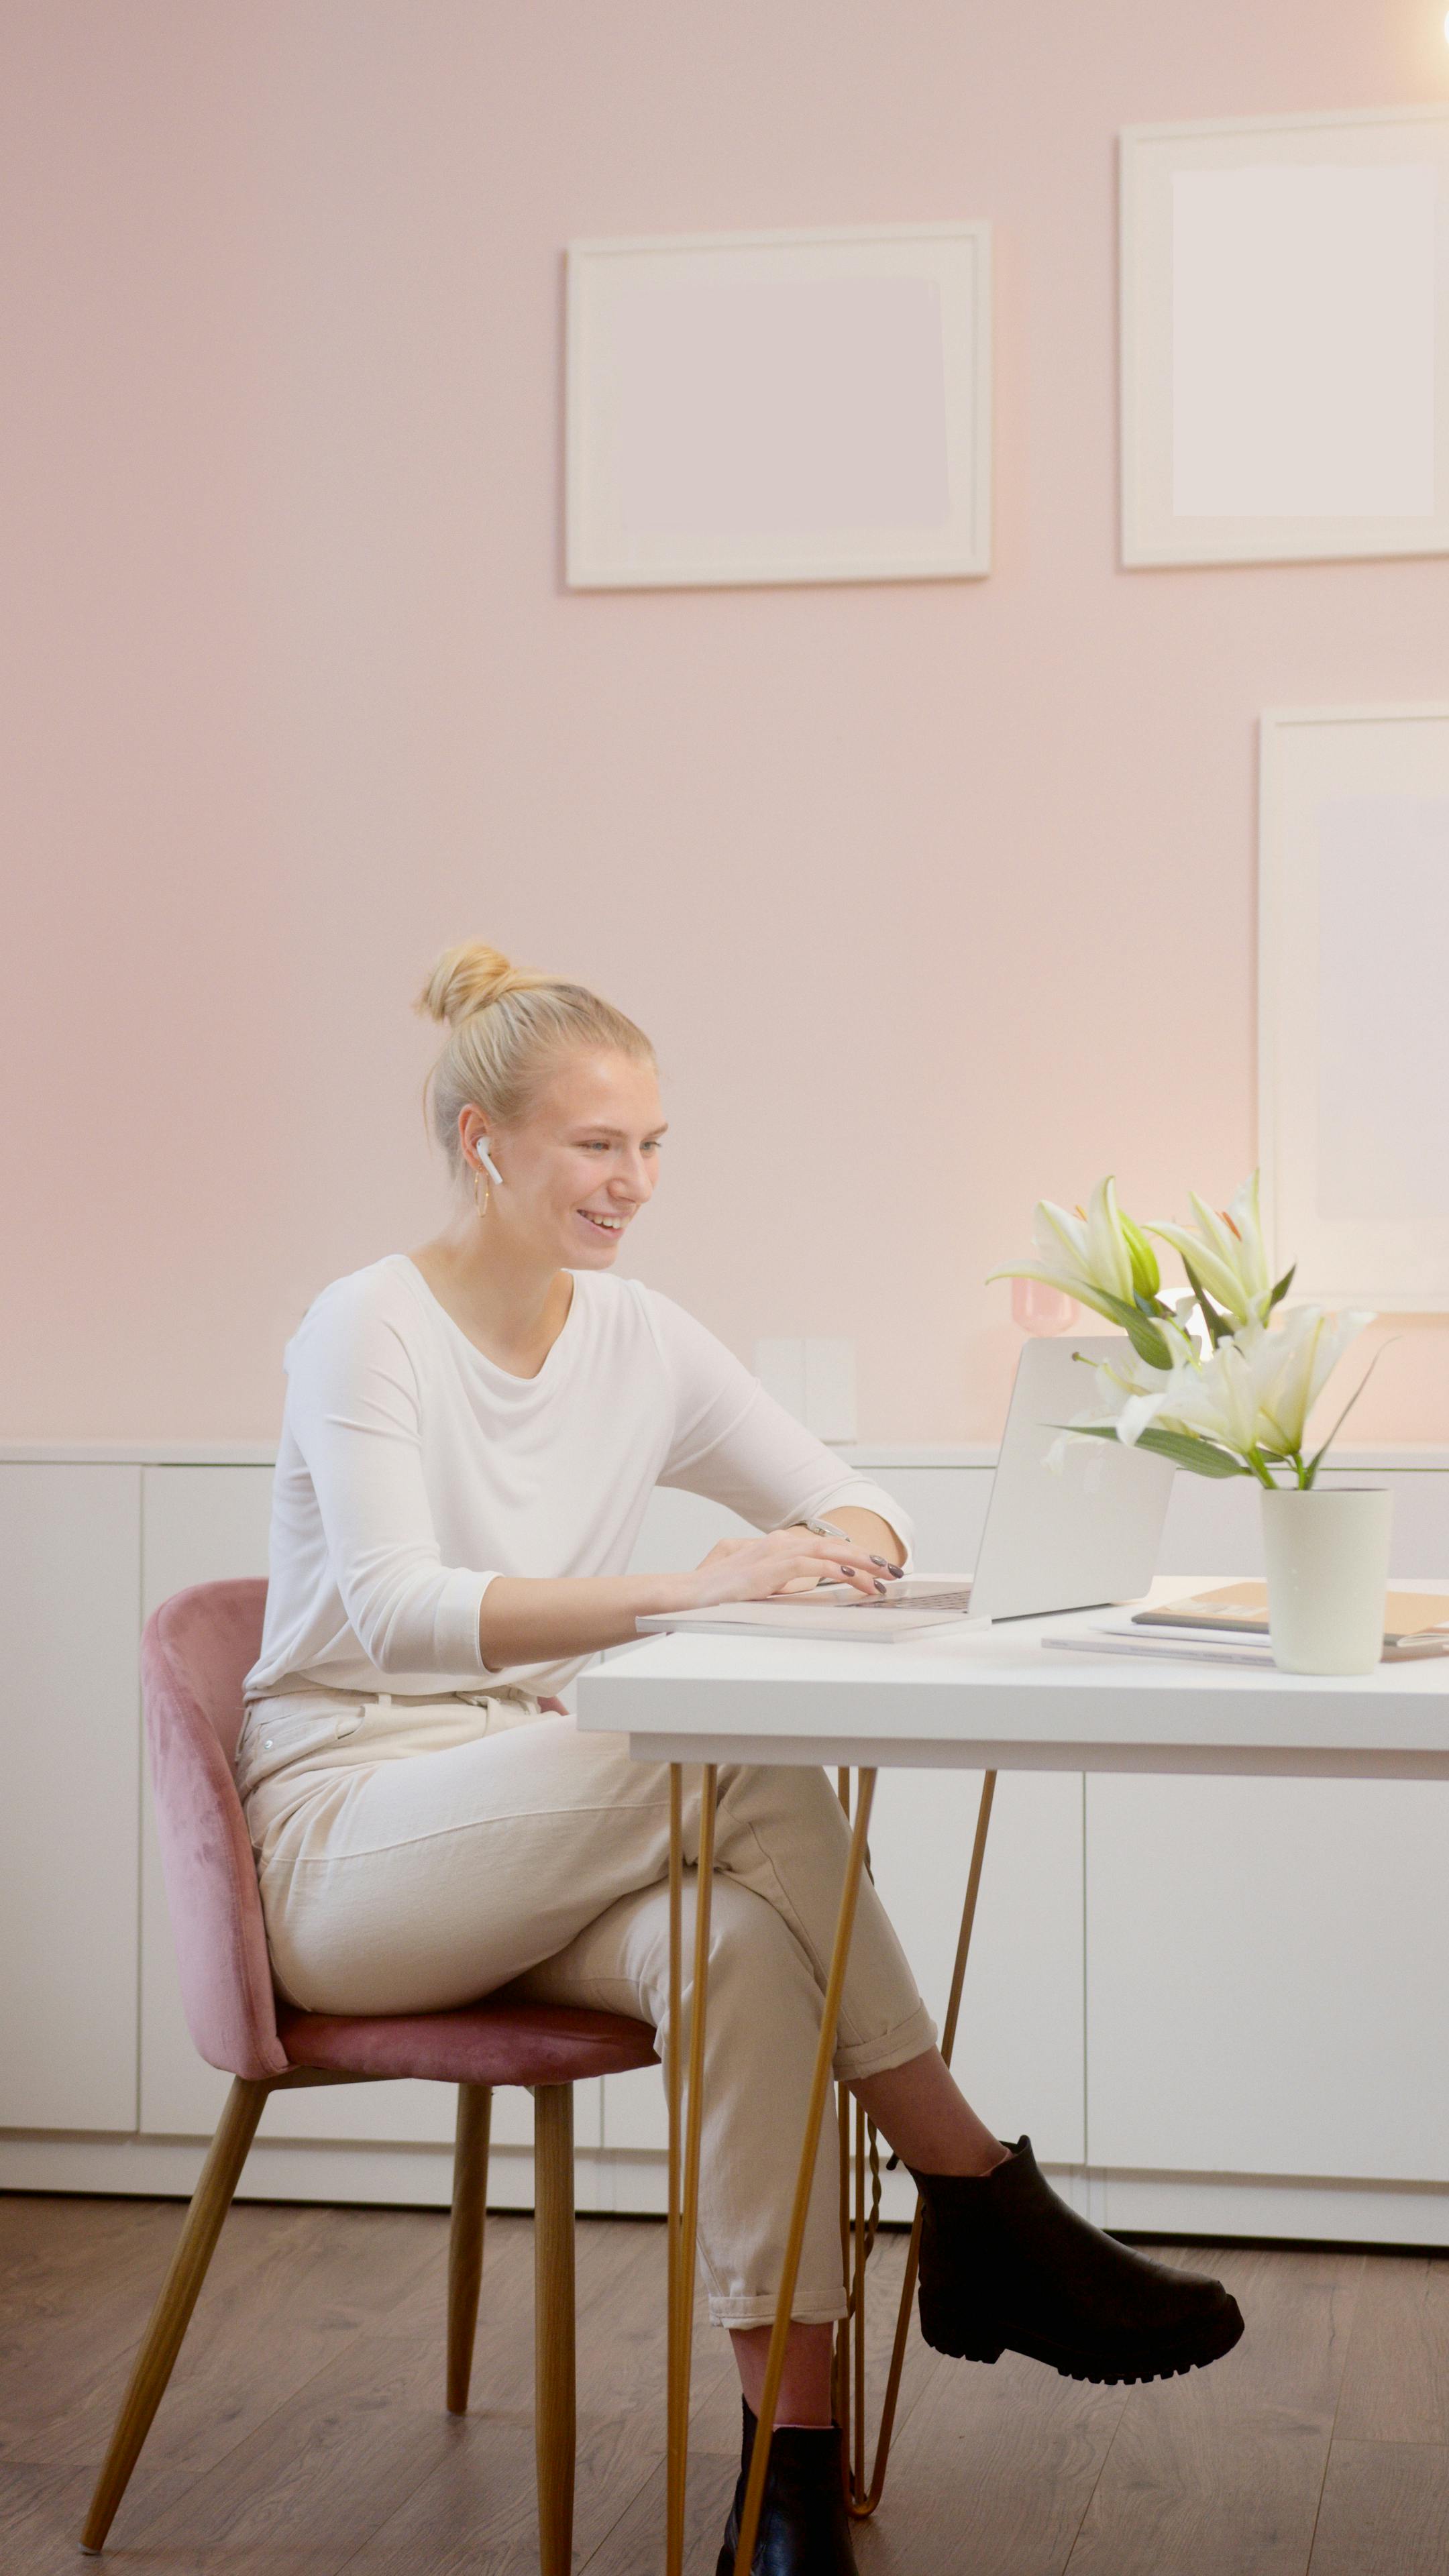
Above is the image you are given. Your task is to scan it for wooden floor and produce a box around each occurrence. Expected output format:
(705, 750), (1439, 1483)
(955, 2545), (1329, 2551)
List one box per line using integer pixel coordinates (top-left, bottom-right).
(2, 2193), (1448, 2574)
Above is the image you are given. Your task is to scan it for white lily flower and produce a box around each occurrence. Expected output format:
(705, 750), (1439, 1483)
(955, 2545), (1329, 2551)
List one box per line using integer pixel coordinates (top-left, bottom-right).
(1009, 1165), (1381, 1484)
(1113, 1305), (1373, 1466)
(990, 1175), (1142, 1318)
(1148, 1330), (1273, 1456)
(1250, 1305), (1375, 1456)
(1069, 1332), (1189, 1449)
(1148, 1171), (1275, 1328)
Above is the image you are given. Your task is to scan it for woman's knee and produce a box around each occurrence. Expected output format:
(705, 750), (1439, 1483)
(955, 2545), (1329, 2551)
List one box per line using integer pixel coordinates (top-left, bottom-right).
(600, 1873), (818, 2023)
(722, 1757), (849, 1841)
(702, 1876), (818, 1998)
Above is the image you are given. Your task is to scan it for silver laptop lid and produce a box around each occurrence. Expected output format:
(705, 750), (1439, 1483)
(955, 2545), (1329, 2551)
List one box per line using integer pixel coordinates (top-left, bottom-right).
(968, 1336), (1175, 1623)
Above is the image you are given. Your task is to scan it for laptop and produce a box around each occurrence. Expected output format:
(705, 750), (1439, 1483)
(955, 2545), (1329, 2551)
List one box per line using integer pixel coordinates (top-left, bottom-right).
(959, 1333), (1175, 1621)
(637, 1336), (1176, 1642)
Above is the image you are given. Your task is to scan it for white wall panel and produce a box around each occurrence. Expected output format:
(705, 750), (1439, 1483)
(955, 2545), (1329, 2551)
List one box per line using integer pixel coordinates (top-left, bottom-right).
(0, 1464), (142, 2129)
(1085, 1773), (1449, 2180)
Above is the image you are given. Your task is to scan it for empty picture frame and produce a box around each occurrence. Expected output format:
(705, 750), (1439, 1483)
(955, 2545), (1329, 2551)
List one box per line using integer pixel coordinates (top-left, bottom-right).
(1260, 704), (1449, 1308)
(1122, 107), (1449, 568)
(566, 223), (991, 588)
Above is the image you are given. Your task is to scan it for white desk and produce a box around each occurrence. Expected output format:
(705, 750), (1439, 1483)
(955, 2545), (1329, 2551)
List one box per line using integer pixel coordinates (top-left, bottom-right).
(583, 1581), (1449, 1782)
(576, 1580), (1449, 2575)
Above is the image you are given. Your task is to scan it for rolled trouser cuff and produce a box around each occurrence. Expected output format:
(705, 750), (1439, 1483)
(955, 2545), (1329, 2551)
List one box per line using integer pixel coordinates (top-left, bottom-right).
(833, 1998), (937, 2084)
(708, 2291), (851, 2328)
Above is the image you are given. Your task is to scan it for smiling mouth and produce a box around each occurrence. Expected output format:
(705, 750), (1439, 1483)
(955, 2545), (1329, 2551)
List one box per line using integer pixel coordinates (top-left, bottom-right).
(578, 1209), (625, 1234)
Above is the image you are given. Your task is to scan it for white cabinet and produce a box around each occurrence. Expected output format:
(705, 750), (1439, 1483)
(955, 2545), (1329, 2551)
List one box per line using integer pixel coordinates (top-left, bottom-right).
(1085, 1774), (1449, 2182)
(7, 1440), (1449, 2233)
(137, 1466), (597, 2153)
(870, 1768), (1085, 2159)
(1159, 1463), (1449, 1578)
(847, 1465), (991, 1572)
(1090, 1460), (1449, 2189)
(0, 1465), (142, 2130)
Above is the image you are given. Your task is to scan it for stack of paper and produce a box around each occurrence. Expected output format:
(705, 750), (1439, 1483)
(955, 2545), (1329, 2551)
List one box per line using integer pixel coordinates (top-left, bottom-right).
(1130, 1582), (1449, 1656)
(1042, 1621), (1276, 1672)
(1042, 1583), (1449, 1670)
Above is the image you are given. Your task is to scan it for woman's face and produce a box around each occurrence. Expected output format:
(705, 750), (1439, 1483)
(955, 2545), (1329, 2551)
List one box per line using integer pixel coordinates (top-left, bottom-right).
(464, 1048), (666, 1269)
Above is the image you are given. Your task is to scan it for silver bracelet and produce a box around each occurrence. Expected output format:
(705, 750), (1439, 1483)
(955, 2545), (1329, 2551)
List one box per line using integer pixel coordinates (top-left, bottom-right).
(802, 1515), (848, 1539)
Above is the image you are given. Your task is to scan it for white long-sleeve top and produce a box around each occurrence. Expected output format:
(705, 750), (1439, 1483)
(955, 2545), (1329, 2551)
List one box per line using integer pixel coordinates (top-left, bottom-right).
(242, 1252), (913, 1705)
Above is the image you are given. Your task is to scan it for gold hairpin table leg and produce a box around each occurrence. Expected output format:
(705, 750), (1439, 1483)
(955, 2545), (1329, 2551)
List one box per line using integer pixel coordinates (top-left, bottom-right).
(842, 1766), (998, 2518)
(732, 1771), (877, 2576)
(666, 1763), (716, 2576)
(833, 1772), (854, 2471)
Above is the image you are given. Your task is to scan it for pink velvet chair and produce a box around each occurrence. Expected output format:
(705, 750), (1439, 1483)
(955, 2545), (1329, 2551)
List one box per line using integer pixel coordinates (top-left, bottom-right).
(80, 1578), (658, 2572)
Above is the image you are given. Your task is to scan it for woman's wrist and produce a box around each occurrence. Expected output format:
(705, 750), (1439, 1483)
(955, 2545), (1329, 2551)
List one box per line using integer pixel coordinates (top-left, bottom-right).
(631, 1568), (704, 1619)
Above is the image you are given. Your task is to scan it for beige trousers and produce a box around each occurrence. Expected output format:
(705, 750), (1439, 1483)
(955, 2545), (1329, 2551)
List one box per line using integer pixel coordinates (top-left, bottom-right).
(237, 1688), (936, 2328)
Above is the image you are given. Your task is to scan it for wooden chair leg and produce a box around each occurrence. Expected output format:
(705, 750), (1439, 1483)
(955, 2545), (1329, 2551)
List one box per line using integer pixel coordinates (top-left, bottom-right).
(533, 2084), (576, 2576)
(80, 2075), (271, 2554)
(446, 2081), (492, 2414)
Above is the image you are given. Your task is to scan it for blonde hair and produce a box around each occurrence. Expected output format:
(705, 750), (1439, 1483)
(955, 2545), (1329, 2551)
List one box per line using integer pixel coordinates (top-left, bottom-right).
(415, 938), (655, 1175)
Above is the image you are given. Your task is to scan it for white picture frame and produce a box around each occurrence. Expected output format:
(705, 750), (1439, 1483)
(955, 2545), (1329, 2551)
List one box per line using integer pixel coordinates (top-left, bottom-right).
(566, 222), (991, 589)
(1260, 703), (1449, 1309)
(1121, 107), (1449, 568)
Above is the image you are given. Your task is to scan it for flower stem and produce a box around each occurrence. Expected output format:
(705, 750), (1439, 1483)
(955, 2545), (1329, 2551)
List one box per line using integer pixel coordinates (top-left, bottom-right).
(1245, 1446), (1277, 1490)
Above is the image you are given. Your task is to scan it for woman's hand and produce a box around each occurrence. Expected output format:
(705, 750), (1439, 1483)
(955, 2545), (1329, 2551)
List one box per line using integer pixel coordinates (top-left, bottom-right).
(686, 1527), (904, 1608)
(476, 1521), (904, 1668)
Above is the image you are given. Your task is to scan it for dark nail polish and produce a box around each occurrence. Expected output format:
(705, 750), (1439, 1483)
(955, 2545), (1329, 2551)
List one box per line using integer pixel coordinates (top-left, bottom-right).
(875, 1578), (888, 1593)
(840, 1565), (855, 1579)
(870, 1554), (890, 1568)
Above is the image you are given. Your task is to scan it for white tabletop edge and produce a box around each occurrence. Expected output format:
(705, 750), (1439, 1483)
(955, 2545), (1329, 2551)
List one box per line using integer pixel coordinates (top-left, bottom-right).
(577, 1578), (1449, 1772)
(620, 1731), (1449, 1780)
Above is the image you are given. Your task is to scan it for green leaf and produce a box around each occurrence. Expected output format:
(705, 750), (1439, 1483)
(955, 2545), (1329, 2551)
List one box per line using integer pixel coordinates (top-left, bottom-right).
(1068, 1285), (1173, 1369)
(1181, 1255), (1228, 1348)
(1124, 1313), (1175, 1371)
(1055, 1422), (1252, 1478)
(1268, 1263), (1296, 1311)
(1301, 1336), (1399, 1484)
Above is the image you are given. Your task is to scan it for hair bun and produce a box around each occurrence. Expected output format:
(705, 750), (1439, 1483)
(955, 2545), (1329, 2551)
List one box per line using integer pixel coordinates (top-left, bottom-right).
(416, 940), (535, 1030)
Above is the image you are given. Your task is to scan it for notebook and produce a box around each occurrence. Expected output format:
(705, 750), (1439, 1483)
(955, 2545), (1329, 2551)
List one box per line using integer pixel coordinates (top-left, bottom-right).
(635, 1577), (974, 1646)
(1132, 1582), (1449, 1658)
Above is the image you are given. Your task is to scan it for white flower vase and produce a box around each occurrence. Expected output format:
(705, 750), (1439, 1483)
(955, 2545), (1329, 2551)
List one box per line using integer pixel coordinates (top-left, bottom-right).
(1259, 1487), (1393, 1675)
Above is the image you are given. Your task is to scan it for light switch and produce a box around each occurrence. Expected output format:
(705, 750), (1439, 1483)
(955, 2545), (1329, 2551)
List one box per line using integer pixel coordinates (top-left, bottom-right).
(753, 1338), (808, 1420)
(804, 1339), (857, 1444)
(753, 1338), (857, 1442)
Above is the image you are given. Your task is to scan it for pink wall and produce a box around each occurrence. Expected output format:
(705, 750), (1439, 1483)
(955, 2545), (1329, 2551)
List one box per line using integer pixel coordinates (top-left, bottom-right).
(5, 0), (1449, 1443)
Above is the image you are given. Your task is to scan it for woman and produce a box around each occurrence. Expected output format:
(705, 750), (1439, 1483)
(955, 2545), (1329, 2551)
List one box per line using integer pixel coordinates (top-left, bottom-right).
(238, 941), (1242, 2573)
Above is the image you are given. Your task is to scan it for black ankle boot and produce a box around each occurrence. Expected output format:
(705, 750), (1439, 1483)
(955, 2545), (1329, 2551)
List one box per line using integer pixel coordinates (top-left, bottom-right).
(714, 2398), (858, 2576)
(907, 2136), (1244, 2387)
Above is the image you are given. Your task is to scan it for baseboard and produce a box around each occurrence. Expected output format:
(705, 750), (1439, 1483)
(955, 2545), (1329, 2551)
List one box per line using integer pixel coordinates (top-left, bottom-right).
(1083, 2166), (1449, 2248)
(4, 2133), (1449, 2250)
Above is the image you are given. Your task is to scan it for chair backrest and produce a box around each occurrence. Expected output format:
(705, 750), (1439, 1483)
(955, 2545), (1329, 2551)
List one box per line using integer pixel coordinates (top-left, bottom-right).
(142, 1580), (288, 2082)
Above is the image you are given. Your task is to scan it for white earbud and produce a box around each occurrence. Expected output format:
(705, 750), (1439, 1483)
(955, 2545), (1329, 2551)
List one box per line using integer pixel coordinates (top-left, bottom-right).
(474, 1138), (504, 1187)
